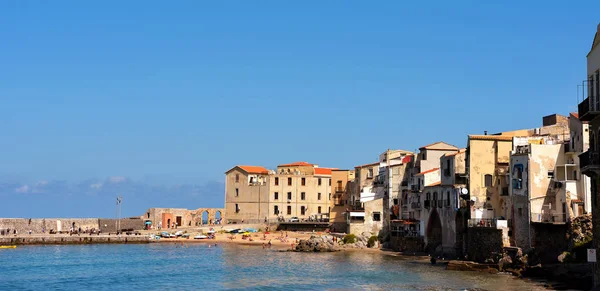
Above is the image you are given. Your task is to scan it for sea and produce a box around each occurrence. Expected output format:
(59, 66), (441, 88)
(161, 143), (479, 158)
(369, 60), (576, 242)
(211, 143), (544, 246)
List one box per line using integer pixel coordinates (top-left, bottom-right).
(0, 244), (550, 290)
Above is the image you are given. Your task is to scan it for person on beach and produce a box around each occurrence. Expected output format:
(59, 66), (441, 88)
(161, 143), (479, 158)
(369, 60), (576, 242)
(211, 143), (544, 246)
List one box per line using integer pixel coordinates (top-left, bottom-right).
(268, 240), (272, 248)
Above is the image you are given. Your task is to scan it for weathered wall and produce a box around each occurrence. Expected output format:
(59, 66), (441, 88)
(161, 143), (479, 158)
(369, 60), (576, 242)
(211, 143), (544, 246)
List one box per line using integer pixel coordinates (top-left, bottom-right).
(532, 223), (568, 263)
(389, 236), (425, 253)
(0, 218), (99, 234)
(98, 218), (144, 232)
(225, 168), (270, 222)
(467, 228), (504, 263)
(330, 170), (353, 225)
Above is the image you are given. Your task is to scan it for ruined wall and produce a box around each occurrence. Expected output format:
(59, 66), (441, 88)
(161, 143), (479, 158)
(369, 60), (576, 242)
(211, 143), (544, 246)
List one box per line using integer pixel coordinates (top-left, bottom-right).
(467, 228), (504, 263)
(98, 218), (144, 232)
(0, 218), (99, 234)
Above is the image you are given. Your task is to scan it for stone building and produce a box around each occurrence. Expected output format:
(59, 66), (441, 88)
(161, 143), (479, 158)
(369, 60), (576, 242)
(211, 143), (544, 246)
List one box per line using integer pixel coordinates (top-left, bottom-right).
(143, 207), (225, 229)
(330, 169), (355, 233)
(349, 162), (381, 235)
(576, 22), (600, 288)
(225, 162), (334, 223)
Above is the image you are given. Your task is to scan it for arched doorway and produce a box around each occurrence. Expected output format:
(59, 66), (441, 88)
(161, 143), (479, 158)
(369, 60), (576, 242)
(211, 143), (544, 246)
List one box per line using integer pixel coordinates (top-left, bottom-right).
(215, 211), (222, 224)
(167, 218), (171, 229)
(201, 211), (209, 225)
(426, 209), (443, 254)
(455, 211), (466, 258)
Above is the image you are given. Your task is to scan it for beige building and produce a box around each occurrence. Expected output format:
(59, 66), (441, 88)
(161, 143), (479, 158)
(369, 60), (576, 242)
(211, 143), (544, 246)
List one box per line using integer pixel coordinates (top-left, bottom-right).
(225, 162), (334, 223)
(330, 169), (355, 232)
(349, 162), (381, 235)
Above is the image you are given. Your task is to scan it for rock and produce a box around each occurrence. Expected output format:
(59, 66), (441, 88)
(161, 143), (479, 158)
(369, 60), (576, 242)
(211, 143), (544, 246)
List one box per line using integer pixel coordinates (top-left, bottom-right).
(294, 236), (340, 252)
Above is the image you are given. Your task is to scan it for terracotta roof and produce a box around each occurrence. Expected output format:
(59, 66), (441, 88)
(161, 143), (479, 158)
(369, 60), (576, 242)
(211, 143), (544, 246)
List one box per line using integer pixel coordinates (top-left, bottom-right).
(419, 141), (459, 150)
(314, 167), (337, 175)
(570, 112), (579, 119)
(469, 135), (513, 141)
(417, 168), (439, 175)
(354, 162), (379, 168)
(444, 149), (466, 157)
(278, 161), (313, 167)
(231, 165), (269, 174)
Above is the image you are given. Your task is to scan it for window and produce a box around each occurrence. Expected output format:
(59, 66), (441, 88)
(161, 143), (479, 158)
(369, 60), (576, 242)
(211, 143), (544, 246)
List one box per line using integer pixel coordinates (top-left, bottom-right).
(287, 206), (292, 215)
(318, 193), (322, 200)
(329, 179), (331, 186)
(426, 192), (431, 200)
(329, 193), (331, 200)
(301, 192), (306, 200)
(301, 206), (306, 215)
(484, 174), (493, 187)
(318, 206), (322, 213)
(328, 207), (331, 213)
(235, 204), (239, 213)
(147, 212), (150, 219)
(287, 192), (292, 200)
(235, 188), (239, 197)
(235, 174), (239, 183)
(446, 191), (451, 206)
(275, 177), (279, 186)
(422, 151), (427, 161)
(288, 177), (292, 186)
(274, 206), (279, 215)
(518, 207), (522, 217)
(318, 178), (322, 186)
(373, 212), (381, 221)
(274, 192), (279, 200)
(433, 192), (438, 201)
(301, 178), (306, 186)
(547, 171), (554, 179)
(393, 198), (398, 205)
(368, 168), (374, 178)
(574, 170), (578, 180)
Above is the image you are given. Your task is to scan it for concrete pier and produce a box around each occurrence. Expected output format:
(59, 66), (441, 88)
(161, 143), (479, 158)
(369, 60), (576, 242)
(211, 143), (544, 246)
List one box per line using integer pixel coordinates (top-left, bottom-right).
(0, 234), (153, 246)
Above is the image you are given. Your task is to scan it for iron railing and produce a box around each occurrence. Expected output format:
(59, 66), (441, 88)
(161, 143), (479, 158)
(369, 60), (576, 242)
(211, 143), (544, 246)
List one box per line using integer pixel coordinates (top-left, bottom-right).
(531, 213), (566, 223)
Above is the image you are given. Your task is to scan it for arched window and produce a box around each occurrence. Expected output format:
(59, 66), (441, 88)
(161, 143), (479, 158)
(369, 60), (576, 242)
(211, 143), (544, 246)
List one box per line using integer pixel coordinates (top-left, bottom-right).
(433, 192), (438, 201)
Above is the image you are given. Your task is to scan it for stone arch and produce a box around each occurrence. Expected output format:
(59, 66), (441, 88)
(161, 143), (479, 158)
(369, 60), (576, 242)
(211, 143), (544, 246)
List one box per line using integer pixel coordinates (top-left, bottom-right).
(426, 208), (443, 254)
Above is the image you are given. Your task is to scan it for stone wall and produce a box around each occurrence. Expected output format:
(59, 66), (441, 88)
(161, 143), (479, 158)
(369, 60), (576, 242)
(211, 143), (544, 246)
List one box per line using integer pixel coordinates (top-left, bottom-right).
(532, 223), (568, 263)
(0, 218), (99, 234)
(389, 236), (425, 253)
(467, 228), (504, 263)
(98, 218), (145, 233)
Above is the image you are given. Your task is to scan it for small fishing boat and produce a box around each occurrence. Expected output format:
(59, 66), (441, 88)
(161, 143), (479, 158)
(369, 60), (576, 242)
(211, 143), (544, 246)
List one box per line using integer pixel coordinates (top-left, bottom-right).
(0, 245), (16, 249)
(194, 235), (208, 240)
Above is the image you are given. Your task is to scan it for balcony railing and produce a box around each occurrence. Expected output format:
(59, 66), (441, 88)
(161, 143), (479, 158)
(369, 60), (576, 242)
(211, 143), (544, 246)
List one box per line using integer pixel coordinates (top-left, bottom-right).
(578, 96), (600, 121)
(411, 185), (420, 192)
(531, 212), (566, 224)
(579, 150), (600, 175)
(335, 187), (345, 193)
(411, 202), (421, 209)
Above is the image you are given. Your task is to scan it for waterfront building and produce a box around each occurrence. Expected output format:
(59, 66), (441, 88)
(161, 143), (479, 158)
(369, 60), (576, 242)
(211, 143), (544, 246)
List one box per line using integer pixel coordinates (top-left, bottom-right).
(576, 22), (600, 288)
(225, 162), (334, 223)
(330, 169), (355, 233)
(349, 162), (381, 234)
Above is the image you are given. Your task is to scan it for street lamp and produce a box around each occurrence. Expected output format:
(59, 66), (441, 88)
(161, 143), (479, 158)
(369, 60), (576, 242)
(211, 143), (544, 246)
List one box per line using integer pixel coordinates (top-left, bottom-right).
(116, 196), (123, 233)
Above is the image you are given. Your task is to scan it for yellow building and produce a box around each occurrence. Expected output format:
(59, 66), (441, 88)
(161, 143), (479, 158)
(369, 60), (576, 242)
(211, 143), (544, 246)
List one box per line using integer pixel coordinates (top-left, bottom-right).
(330, 169), (355, 232)
(225, 162), (334, 223)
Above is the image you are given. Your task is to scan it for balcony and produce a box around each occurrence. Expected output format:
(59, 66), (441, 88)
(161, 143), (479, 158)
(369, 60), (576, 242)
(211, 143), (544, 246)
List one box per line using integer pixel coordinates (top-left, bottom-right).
(410, 185), (420, 192)
(333, 199), (344, 206)
(531, 212), (566, 224)
(373, 179), (385, 186)
(578, 96), (600, 121)
(579, 150), (600, 176)
(411, 202), (421, 209)
(335, 186), (345, 193)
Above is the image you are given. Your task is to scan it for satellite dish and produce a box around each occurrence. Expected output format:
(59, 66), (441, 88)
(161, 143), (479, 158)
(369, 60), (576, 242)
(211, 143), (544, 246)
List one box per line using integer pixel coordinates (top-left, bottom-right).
(461, 188), (469, 195)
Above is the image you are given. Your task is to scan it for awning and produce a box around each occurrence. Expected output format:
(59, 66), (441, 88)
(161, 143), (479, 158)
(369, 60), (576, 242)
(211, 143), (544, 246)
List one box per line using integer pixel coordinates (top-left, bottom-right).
(145, 221), (152, 225)
(349, 212), (365, 217)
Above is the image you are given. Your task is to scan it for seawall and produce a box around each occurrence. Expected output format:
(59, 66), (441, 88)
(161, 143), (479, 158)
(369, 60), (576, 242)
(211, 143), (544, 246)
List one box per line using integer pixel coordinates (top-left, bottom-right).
(0, 235), (152, 246)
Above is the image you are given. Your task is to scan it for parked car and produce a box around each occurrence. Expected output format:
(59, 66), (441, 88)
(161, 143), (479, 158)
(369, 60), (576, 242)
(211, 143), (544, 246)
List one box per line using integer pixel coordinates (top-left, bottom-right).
(289, 217), (300, 222)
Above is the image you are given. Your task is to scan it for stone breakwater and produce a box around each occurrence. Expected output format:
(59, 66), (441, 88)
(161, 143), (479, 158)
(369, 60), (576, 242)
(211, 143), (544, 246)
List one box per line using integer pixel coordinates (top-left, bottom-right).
(0, 235), (153, 246)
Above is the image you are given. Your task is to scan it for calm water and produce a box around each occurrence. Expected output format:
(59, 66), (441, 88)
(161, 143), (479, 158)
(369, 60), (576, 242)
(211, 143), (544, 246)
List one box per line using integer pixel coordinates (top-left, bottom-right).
(0, 244), (549, 290)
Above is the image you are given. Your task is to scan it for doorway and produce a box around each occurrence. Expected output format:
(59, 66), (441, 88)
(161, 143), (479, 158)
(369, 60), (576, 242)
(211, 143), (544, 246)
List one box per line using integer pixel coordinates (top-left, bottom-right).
(176, 216), (182, 227)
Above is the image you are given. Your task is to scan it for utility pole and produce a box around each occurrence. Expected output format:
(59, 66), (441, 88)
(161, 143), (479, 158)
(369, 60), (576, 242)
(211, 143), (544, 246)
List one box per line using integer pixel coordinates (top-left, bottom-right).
(116, 196), (123, 233)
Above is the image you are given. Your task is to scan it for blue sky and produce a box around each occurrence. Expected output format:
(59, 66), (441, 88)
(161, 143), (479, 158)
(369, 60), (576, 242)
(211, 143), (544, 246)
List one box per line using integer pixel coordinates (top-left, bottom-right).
(1, 1), (599, 217)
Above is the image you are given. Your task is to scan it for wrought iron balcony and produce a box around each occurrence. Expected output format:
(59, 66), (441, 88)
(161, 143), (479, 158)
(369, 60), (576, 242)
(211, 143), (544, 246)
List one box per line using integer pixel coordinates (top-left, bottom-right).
(335, 186), (345, 193)
(578, 96), (600, 121)
(579, 150), (600, 176)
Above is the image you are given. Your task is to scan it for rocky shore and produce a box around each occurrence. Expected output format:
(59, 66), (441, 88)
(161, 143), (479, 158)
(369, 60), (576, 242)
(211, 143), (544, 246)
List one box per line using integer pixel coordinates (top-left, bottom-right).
(293, 232), (379, 252)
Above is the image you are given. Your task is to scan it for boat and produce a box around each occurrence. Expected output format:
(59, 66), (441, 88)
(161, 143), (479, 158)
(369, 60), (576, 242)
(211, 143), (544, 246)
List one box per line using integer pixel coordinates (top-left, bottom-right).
(0, 245), (16, 249)
(194, 235), (208, 239)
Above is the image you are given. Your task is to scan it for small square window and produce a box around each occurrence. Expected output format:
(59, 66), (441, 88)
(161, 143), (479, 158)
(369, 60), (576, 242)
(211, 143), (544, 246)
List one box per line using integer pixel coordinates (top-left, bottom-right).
(548, 171), (554, 179)
(373, 212), (381, 221)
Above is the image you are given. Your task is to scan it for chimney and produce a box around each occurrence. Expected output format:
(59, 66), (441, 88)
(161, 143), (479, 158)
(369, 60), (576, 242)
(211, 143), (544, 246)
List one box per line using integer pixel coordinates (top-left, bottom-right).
(484, 131), (488, 135)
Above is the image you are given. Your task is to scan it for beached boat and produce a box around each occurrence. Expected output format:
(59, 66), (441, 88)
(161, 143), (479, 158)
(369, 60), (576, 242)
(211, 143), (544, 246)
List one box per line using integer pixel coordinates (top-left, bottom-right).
(0, 245), (16, 249)
(194, 235), (208, 240)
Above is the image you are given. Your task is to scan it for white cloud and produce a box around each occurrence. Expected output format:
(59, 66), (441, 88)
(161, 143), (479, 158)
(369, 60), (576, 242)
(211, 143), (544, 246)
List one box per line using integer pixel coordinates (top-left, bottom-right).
(90, 183), (103, 189)
(36, 180), (48, 187)
(108, 176), (126, 183)
(15, 185), (30, 193)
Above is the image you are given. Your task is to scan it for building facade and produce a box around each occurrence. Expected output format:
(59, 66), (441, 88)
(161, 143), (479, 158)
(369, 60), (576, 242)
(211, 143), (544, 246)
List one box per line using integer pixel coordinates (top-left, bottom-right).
(330, 169), (355, 232)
